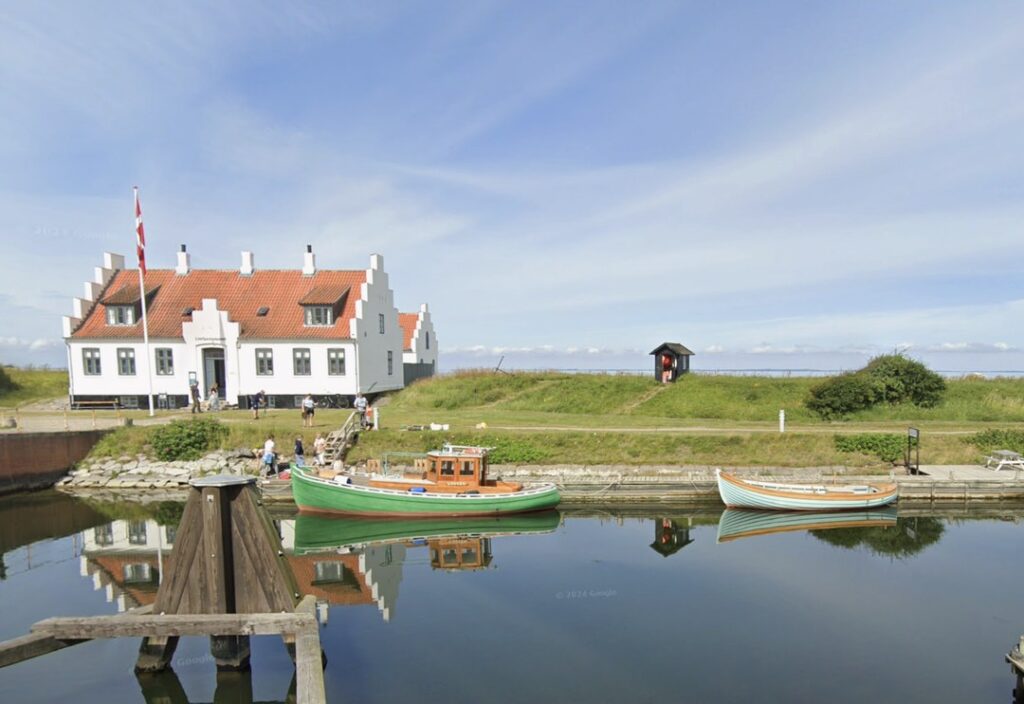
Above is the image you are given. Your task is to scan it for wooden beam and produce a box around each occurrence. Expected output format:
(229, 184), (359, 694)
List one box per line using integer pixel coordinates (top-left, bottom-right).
(0, 632), (85, 669)
(32, 613), (317, 639)
(295, 628), (326, 704)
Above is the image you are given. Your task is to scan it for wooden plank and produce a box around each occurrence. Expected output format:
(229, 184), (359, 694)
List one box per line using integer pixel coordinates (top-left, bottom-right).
(32, 613), (316, 639)
(294, 626), (326, 704)
(202, 486), (231, 613)
(0, 632), (86, 668)
(229, 486), (298, 613)
(153, 491), (204, 615)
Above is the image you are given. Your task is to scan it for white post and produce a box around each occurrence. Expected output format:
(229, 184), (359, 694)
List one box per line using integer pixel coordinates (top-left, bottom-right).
(373, 406), (380, 431)
(779, 409), (785, 433)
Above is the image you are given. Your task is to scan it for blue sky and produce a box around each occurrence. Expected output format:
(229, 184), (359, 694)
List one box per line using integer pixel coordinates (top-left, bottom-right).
(1, 2), (1023, 372)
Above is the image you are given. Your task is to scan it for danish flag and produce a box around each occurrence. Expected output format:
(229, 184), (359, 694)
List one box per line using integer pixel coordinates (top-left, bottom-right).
(134, 186), (146, 275)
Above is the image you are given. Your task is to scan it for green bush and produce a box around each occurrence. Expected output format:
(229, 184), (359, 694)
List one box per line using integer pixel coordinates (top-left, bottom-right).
(0, 365), (17, 393)
(806, 355), (946, 419)
(863, 355), (946, 407)
(150, 418), (229, 461)
(834, 433), (909, 463)
(966, 428), (1024, 454)
(806, 373), (882, 419)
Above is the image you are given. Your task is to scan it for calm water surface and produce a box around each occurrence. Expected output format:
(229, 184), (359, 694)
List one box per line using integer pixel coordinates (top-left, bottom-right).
(1, 492), (1023, 703)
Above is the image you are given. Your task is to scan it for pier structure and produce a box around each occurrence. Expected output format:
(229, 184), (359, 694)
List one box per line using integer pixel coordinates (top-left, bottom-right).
(0, 475), (327, 703)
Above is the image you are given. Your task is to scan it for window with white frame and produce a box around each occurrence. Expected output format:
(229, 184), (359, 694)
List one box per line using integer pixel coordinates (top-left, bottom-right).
(293, 348), (311, 376)
(328, 348), (346, 375)
(117, 348), (136, 375)
(387, 350), (393, 376)
(304, 306), (332, 326)
(155, 348), (174, 375)
(83, 348), (101, 375)
(378, 313), (385, 334)
(106, 305), (135, 326)
(425, 331), (430, 349)
(256, 348), (274, 375)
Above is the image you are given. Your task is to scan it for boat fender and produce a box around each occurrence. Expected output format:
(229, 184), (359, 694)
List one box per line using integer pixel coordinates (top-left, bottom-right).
(409, 487), (427, 493)
(334, 475), (350, 485)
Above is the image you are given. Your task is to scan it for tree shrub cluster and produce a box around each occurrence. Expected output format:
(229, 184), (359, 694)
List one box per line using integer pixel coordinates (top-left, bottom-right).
(0, 365), (17, 394)
(149, 418), (229, 461)
(966, 428), (1024, 454)
(834, 433), (910, 463)
(806, 355), (946, 419)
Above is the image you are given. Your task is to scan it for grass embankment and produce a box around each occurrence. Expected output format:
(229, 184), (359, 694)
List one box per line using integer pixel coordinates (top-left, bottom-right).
(0, 367), (68, 408)
(78, 371), (1024, 469)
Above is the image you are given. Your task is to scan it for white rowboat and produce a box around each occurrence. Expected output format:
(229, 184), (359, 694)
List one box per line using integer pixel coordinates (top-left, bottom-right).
(715, 469), (898, 511)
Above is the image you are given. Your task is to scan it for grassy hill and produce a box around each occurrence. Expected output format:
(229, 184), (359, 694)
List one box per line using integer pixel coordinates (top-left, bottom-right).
(386, 370), (1024, 424)
(0, 367), (68, 408)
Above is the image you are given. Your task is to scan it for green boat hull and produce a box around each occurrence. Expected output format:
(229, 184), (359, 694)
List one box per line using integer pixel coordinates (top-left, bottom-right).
(290, 465), (561, 517)
(294, 511), (561, 553)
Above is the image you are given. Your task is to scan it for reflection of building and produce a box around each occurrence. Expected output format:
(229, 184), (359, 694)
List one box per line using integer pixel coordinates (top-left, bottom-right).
(649, 517), (694, 557)
(429, 538), (492, 571)
(80, 519), (175, 612)
(279, 520), (404, 622)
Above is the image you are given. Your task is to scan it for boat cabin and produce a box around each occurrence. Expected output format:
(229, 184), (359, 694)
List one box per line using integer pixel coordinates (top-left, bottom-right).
(423, 445), (493, 488)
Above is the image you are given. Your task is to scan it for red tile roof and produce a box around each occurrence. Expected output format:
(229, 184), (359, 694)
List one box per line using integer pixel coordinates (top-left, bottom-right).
(398, 313), (419, 351)
(72, 269), (367, 340)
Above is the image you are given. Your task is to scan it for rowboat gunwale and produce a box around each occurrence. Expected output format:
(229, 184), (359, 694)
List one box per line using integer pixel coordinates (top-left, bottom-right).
(716, 469), (898, 511)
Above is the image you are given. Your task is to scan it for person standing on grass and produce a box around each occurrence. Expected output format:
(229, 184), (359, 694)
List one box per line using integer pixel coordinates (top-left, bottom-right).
(354, 392), (368, 428)
(251, 389), (266, 420)
(301, 393), (315, 427)
(190, 380), (202, 414)
(262, 434), (276, 476)
(208, 383), (220, 412)
(313, 433), (327, 466)
(294, 435), (305, 467)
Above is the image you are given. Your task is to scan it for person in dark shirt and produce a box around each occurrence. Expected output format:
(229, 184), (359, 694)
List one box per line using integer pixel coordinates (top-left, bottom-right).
(294, 435), (305, 467)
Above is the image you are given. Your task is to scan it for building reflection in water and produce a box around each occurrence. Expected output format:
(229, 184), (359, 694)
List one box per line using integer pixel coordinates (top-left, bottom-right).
(649, 517), (694, 557)
(80, 518), (175, 612)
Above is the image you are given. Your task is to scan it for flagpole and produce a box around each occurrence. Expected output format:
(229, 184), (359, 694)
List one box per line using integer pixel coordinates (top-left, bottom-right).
(135, 186), (155, 417)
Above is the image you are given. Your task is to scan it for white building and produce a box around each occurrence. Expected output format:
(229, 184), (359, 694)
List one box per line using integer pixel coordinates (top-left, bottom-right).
(62, 246), (437, 409)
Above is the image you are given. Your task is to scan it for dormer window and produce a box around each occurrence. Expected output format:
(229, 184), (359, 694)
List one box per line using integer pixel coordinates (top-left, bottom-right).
(304, 305), (333, 326)
(107, 305), (135, 326)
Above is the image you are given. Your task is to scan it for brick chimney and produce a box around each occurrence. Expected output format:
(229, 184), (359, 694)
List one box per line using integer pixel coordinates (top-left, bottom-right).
(241, 251), (255, 276)
(302, 244), (316, 276)
(176, 244), (191, 275)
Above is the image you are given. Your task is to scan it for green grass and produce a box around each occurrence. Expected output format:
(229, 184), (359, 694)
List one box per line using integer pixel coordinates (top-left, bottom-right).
(0, 367), (68, 408)
(76, 372), (1024, 468)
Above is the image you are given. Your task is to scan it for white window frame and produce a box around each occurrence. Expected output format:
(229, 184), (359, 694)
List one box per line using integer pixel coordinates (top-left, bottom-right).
(304, 306), (333, 326)
(256, 348), (274, 376)
(106, 305), (135, 326)
(378, 313), (385, 334)
(328, 348), (346, 376)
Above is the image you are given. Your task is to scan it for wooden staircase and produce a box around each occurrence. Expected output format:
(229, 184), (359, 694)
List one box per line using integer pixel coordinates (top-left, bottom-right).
(324, 411), (360, 465)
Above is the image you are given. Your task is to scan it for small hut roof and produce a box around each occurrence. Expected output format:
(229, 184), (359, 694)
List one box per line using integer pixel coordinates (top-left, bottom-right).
(649, 342), (695, 356)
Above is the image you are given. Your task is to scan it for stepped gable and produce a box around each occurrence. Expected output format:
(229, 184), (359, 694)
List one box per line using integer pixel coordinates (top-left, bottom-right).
(71, 268), (367, 340)
(398, 313), (419, 351)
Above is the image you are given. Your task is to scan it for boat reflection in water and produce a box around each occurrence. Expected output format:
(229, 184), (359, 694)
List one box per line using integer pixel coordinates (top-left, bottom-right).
(281, 511), (561, 622)
(716, 507), (899, 544)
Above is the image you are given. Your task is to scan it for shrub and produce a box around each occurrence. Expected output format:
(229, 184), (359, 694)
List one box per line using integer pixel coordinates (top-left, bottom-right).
(0, 365), (17, 393)
(834, 433), (910, 463)
(863, 354), (946, 407)
(806, 373), (882, 419)
(150, 418), (228, 461)
(966, 428), (1024, 454)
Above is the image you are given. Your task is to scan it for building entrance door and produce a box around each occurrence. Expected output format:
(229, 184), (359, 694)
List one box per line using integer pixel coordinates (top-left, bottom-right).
(202, 349), (226, 398)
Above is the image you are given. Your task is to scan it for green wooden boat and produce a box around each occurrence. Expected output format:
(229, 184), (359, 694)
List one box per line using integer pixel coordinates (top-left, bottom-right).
(291, 444), (560, 517)
(293, 511), (561, 554)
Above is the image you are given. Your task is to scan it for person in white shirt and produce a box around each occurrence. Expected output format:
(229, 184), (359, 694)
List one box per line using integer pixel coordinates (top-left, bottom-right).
(301, 394), (315, 427)
(313, 433), (327, 466)
(354, 393), (368, 428)
(262, 435), (276, 476)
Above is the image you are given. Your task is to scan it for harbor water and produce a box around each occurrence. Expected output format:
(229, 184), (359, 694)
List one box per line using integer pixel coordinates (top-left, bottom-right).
(1, 491), (1022, 703)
